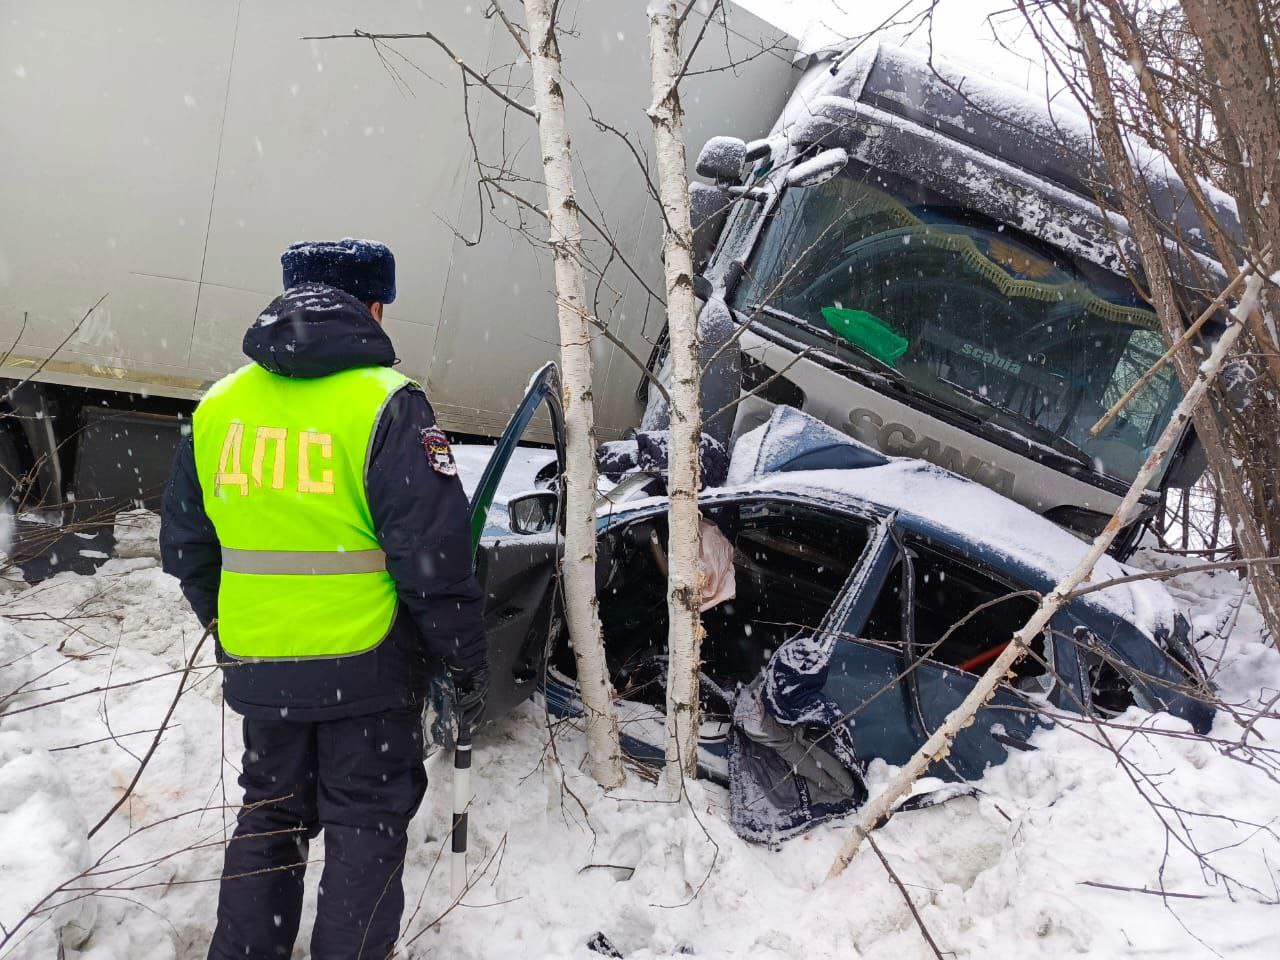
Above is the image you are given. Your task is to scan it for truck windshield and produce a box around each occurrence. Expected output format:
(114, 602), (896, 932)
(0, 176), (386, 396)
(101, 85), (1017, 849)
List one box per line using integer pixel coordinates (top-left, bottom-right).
(734, 171), (1182, 486)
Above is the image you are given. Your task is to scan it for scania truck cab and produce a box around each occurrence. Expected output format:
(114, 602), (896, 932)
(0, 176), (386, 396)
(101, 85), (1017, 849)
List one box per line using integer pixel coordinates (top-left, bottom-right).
(673, 42), (1233, 550)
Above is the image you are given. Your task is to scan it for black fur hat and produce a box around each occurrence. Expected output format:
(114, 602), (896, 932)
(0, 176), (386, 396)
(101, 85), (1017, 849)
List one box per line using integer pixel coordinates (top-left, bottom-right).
(281, 238), (396, 304)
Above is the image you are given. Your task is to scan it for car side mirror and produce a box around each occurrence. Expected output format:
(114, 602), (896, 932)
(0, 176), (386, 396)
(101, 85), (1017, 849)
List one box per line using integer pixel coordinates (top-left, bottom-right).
(785, 147), (849, 188)
(508, 490), (559, 535)
(696, 136), (747, 182)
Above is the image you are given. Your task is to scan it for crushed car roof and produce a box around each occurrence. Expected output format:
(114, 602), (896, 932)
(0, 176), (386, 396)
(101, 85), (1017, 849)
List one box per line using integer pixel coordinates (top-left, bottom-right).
(703, 406), (1177, 638)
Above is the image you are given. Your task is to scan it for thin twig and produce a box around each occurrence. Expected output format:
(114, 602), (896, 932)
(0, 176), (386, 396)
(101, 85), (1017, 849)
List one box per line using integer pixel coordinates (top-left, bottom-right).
(1067, 555), (1280, 600)
(2, 294), (107, 406)
(581, 310), (672, 405)
(488, 2), (531, 59)
(1079, 879), (1211, 900)
(1091, 245), (1269, 436)
(866, 834), (946, 960)
(88, 626), (213, 838)
(303, 30), (535, 118)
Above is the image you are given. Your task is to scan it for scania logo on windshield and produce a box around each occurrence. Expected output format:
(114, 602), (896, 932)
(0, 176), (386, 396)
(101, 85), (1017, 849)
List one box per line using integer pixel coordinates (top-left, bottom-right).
(960, 342), (1022, 374)
(846, 407), (1016, 496)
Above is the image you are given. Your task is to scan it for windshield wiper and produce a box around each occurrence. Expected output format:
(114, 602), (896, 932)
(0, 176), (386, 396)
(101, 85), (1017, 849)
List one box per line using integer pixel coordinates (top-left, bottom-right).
(938, 377), (1093, 468)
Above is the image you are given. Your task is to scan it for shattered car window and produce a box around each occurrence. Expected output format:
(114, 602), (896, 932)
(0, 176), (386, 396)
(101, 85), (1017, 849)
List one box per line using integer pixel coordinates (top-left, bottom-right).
(860, 536), (1043, 679)
(557, 499), (875, 705)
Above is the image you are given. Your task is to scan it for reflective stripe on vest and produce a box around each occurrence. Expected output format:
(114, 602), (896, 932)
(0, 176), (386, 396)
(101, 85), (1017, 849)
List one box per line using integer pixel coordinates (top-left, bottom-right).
(220, 547), (388, 576)
(192, 362), (413, 660)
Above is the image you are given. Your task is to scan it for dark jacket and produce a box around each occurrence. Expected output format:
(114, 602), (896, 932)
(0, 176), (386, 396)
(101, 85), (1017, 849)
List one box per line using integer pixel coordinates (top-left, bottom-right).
(160, 283), (486, 721)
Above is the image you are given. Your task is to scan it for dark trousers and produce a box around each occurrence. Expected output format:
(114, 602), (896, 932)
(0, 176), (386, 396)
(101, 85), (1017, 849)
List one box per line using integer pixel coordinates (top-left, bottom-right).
(209, 709), (428, 960)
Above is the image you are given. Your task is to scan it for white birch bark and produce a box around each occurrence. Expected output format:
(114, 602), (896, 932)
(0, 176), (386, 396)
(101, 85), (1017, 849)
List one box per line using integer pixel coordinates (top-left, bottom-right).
(827, 271), (1267, 880)
(1068, 3), (1280, 644)
(646, 0), (705, 798)
(524, 0), (623, 788)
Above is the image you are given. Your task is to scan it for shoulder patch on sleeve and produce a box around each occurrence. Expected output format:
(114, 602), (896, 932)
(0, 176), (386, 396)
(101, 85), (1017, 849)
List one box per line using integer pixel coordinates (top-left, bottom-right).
(421, 426), (458, 476)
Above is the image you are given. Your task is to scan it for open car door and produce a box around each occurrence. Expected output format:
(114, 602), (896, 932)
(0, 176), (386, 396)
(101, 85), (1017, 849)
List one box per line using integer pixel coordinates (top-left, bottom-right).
(468, 362), (566, 722)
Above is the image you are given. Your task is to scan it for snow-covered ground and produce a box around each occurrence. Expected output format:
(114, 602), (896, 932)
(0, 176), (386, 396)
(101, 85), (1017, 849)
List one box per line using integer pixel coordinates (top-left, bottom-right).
(1, 480), (1278, 957)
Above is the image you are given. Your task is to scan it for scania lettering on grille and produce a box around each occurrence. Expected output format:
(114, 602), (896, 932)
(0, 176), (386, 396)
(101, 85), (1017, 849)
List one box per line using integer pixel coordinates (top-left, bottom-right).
(846, 407), (1016, 496)
(215, 423), (335, 497)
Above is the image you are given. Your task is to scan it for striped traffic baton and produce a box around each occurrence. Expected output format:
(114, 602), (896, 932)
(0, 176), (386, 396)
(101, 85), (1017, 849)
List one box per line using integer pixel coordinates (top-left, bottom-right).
(450, 726), (472, 899)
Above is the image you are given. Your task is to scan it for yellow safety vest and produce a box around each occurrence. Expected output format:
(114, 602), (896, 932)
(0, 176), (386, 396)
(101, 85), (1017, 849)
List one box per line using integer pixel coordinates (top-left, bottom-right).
(192, 362), (413, 659)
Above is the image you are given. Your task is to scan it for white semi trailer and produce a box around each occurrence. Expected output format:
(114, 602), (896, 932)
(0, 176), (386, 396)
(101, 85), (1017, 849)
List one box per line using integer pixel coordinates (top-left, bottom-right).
(0, 0), (794, 563)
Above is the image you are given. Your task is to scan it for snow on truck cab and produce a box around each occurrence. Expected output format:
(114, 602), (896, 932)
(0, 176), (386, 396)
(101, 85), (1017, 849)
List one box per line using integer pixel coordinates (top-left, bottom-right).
(662, 41), (1239, 555)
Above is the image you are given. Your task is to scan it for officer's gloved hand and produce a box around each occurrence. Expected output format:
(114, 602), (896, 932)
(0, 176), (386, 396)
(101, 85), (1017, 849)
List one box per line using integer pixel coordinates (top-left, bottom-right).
(449, 659), (489, 737)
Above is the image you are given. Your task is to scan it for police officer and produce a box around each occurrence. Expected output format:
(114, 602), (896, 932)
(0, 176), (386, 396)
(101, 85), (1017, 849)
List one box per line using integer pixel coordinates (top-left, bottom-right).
(160, 238), (488, 960)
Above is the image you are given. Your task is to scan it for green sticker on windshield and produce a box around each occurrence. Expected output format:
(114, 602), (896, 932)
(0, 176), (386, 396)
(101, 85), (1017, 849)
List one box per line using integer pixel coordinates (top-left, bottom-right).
(821, 306), (910, 367)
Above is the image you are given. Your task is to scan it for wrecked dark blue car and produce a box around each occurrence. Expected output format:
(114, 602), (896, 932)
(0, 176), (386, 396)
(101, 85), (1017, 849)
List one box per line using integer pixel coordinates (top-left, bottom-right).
(467, 374), (1214, 843)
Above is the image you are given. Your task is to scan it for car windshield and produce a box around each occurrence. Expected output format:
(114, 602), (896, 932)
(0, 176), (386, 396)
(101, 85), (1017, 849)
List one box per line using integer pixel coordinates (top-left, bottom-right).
(733, 169), (1182, 485)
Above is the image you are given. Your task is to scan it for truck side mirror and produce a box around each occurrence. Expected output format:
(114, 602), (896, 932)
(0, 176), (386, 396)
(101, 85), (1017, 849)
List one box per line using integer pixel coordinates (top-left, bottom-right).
(696, 136), (747, 182)
(508, 490), (559, 535)
(1164, 428), (1207, 489)
(690, 182), (729, 232)
(690, 182), (732, 271)
(743, 139), (772, 164)
(785, 147), (849, 188)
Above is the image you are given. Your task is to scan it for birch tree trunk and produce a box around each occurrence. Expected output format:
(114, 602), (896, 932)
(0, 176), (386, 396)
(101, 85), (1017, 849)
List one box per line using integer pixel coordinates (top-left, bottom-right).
(524, 0), (623, 788)
(827, 270), (1267, 880)
(1177, 0), (1280, 634)
(646, 0), (705, 798)
(1179, 0), (1280, 261)
(1068, 5), (1280, 643)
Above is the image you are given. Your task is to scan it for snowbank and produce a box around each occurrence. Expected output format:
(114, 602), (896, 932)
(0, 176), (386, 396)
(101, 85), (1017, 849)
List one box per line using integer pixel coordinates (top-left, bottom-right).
(0, 733), (94, 956)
